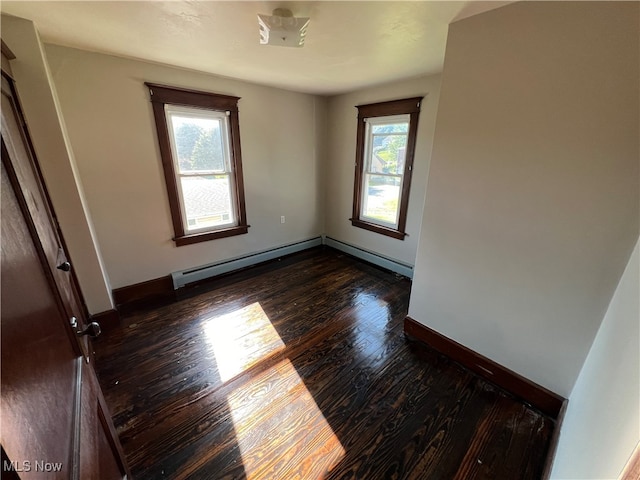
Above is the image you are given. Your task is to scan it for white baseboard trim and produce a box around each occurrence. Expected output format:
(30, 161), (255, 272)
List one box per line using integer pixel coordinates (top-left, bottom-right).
(171, 237), (323, 289)
(322, 236), (413, 278)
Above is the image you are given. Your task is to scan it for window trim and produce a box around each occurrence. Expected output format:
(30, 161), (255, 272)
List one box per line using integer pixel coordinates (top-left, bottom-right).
(146, 83), (249, 246)
(351, 97), (422, 240)
(359, 114), (410, 230)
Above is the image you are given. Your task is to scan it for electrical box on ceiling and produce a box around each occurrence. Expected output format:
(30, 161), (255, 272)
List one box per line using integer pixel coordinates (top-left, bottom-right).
(258, 8), (310, 48)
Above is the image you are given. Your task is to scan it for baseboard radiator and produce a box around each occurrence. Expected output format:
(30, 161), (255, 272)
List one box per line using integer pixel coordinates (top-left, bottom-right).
(171, 237), (322, 289)
(322, 236), (413, 278)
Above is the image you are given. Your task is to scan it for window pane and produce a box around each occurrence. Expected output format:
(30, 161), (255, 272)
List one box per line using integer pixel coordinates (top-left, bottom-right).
(362, 174), (401, 225)
(181, 175), (234, 231)
(369, 132), (408, 175)
(371, 123), (408, 134)
(171, 115), (225, 173)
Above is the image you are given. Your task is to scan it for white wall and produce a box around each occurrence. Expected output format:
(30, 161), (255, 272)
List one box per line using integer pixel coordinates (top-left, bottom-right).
(45, 45), (325, 289)
(552, 240), (639, 479)
(325, 75), (441, 268)
(1, 16), (113, 313)
(408, 1), (639, 397)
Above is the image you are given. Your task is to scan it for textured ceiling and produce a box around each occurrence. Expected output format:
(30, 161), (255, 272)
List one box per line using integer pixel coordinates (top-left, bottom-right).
(1, 1), (511, 95)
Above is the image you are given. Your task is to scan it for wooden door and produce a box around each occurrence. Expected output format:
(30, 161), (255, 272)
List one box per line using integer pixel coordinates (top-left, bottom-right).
(0, 57), (92, 362)
(1, 45), (130, 479)
(1, 156), (79, 478)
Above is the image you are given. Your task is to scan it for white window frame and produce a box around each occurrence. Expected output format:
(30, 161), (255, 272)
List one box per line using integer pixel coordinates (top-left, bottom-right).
(164, 105), (238, 234)
(360, 114), (410, 229)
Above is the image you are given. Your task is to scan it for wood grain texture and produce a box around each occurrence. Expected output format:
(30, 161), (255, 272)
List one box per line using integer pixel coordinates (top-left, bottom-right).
(620, 442), (640, 480)
(95, 248), (555, 479)
(404, 317), (565, 419)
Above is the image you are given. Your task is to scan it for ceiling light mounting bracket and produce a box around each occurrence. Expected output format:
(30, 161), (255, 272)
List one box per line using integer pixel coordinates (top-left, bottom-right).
(258, 8), (310, 48)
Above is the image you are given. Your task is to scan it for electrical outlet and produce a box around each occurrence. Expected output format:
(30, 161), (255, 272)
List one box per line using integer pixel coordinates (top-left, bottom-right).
(281, 216), (286, 224)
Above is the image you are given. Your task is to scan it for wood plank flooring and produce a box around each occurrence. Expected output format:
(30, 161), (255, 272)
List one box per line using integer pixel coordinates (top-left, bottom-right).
(94, 247), (554, 479)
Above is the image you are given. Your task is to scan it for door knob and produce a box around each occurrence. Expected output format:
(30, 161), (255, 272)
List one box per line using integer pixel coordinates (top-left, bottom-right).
(57, 261), (71, 272)
(77, 321), (101, 338)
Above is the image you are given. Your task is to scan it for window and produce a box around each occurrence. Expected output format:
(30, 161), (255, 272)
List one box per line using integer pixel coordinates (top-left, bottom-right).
(146, 83), (248, 246)
(351, 97), (422, 240)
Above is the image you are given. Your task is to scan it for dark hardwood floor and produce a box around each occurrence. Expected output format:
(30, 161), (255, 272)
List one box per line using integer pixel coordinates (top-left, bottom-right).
(94, 247), (554, 479)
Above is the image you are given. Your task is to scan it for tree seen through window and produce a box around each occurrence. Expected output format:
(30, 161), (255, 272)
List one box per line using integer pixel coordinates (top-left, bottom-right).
(172, 117), (224, 172)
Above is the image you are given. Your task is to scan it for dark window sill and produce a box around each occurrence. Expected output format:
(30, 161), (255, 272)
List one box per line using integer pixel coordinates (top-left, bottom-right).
(350, 218), (406, 240)
(174, 225), (249, 246)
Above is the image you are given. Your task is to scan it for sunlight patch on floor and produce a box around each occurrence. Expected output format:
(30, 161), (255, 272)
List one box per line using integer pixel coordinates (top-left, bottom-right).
(227, 359), (345, 479)
(203, 302), (285, 382)
(204, 302), (345, 478)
